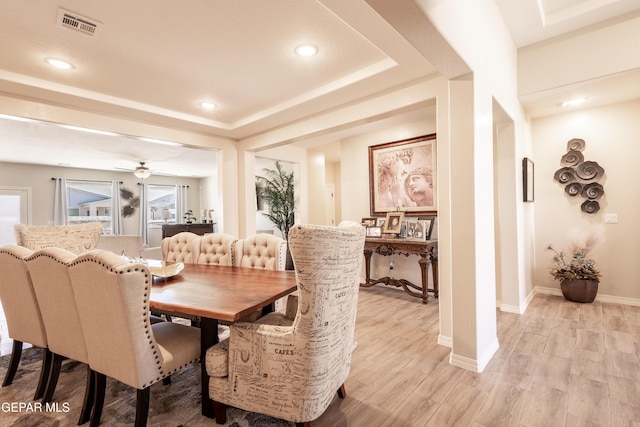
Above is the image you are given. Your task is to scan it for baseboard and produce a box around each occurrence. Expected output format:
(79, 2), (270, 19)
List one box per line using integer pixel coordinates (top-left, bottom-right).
(535, 286), (640, 307)
(448, 336), (499, 373)
(438, 334), (452, 348)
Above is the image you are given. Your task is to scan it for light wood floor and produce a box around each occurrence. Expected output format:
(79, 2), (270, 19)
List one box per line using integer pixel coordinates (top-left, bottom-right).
(314, 286), (640, 427)
(1, 286), (639, 426)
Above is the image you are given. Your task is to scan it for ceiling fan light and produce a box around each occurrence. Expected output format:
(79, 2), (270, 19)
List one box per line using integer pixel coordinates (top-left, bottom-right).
(134, 162), (151, 179)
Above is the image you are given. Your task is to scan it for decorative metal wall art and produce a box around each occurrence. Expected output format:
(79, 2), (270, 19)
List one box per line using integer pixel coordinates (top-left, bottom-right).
(553, 138), (605, 214)
(120, 187), (140, 217)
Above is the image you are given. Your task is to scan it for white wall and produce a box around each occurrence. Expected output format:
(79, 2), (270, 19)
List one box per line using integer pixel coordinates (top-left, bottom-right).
(533, 99), (640, 303)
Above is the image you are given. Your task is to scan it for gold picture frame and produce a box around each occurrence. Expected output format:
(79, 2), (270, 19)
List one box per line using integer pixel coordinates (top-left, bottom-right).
(382, 211), (404, 234)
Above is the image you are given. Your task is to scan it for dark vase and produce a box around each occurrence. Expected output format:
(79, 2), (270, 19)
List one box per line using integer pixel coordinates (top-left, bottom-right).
(560, 279), (598, 303)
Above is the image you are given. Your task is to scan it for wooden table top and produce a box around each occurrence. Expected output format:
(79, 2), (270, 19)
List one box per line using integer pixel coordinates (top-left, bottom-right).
(149, 263), (297, 322)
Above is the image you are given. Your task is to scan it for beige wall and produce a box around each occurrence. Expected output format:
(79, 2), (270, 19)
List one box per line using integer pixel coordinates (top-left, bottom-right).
(533, 99), (640, 302)
(0, 161), (203, 244)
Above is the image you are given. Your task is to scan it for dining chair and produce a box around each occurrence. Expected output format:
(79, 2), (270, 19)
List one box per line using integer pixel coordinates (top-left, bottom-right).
(195, 233), (239, 266)
(0, 245), (51, 401)
(205, 222), (366, 426)
(14, 223), (102, 254)
(235, 233), (286, 270)
(160, 231), (199, 263)
(25, 247), (96, 425)
(68, 249), (200, 427)
(236, 233), (289, 315)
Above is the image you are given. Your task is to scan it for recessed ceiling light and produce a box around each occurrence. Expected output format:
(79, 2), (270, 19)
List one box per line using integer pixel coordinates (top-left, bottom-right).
(199, 101), (217, 110)
(295, 44), (318, 57)
(560, 97), (587, 108)
(45, 57), (75, 70)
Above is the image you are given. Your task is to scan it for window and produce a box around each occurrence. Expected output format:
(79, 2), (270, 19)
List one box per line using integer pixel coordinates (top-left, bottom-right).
(146, 184), (177, 231)
(66, 180), (113, 234)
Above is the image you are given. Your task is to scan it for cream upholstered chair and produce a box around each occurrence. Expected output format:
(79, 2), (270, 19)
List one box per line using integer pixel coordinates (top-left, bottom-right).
(14, 223), (102, 254)
(25, 247), (96, 424)
(68, 249), (201, 427)
(195, 233), (239, 266)
(0, 245), (51, 401)
(206, 222), (366, 426)
(160, 231), (199, 263)
(237, 233), (288, 314)
(235, 233), (287, 270)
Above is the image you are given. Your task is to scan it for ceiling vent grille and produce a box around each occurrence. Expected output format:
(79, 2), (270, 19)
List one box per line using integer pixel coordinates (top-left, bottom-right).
(56, 9), (102, 37)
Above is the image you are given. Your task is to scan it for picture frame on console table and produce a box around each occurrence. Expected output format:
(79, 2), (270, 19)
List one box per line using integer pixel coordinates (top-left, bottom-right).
(369, 133), (437, 216)
(418, 216), (436, 240)
(365, 226), (382, 238)
(382, 211), (404, 234)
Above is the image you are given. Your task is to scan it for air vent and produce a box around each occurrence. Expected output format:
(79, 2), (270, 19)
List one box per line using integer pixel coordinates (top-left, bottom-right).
(56, 9), (102, 37)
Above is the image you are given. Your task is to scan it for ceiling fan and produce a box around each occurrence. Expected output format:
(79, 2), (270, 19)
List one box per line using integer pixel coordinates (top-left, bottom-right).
(133, 162), (151, 179)
(115, 161), (178, 178)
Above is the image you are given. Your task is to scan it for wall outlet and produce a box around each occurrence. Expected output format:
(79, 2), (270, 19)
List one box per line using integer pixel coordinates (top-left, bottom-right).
(604, 213), (618, 224)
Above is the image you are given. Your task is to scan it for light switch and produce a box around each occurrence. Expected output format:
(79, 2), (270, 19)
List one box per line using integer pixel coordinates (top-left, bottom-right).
(604, 213), (618, 223)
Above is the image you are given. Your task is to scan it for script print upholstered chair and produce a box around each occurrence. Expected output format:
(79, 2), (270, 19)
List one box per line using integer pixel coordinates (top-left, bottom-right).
(68, 250), (201, 427)
(25, 247), (96, 425)
(0, 245), (51, 401)
(14, 222), (102, 254)
(160, 231), (199, 263)
(195, 233), (239, 266)
(206, 222), (366, 426)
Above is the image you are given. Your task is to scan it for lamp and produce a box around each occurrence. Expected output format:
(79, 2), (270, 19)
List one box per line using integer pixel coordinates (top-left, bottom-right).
(134, 162), (151, 179)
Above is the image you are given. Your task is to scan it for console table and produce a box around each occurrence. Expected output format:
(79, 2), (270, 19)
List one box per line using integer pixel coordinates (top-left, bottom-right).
(360, 237), (438, 304)
(161, 223), (214, 238)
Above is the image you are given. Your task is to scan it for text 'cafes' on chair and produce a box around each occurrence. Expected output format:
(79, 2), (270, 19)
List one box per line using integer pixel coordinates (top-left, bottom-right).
(0, 245), (51, 401)
(25, 247), (96, 425)
(68, 249), (201, 427)
(205, 222), (366, 427)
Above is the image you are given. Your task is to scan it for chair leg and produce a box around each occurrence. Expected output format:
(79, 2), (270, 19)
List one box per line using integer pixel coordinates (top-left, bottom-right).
(134, 387), (150, 427)
(42, 353), (64, 403)
(34, 348), (53, 400)
(90, 372), (106, 427)
(2, 340), (23, 387)
(77, 367), (96, 425)
(213, 401), (227, 424)
(337, 383), (346, 399)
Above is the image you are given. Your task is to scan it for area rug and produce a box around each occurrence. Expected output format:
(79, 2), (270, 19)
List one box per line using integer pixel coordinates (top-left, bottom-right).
(0, 346), (293, 427)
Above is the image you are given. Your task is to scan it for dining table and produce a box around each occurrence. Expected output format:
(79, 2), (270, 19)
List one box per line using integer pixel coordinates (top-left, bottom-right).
(148, 263), (298, 418)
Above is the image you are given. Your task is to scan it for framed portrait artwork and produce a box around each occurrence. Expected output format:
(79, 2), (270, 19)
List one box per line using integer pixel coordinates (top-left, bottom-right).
(382, 211), (404, 234)
(369, 133), (437, 216)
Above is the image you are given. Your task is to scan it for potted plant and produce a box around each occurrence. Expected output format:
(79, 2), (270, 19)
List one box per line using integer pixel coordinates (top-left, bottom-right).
(256, 161), (295, 270)
(547, 243), (601, 303)
(183, 209), (196, 224)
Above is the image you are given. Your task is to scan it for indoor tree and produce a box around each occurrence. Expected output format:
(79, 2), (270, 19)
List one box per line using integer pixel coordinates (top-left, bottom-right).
(256, 161), (295, 269)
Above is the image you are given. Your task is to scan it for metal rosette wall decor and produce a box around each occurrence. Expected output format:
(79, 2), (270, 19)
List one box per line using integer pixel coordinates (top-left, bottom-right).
(553, 138), (605, 214)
